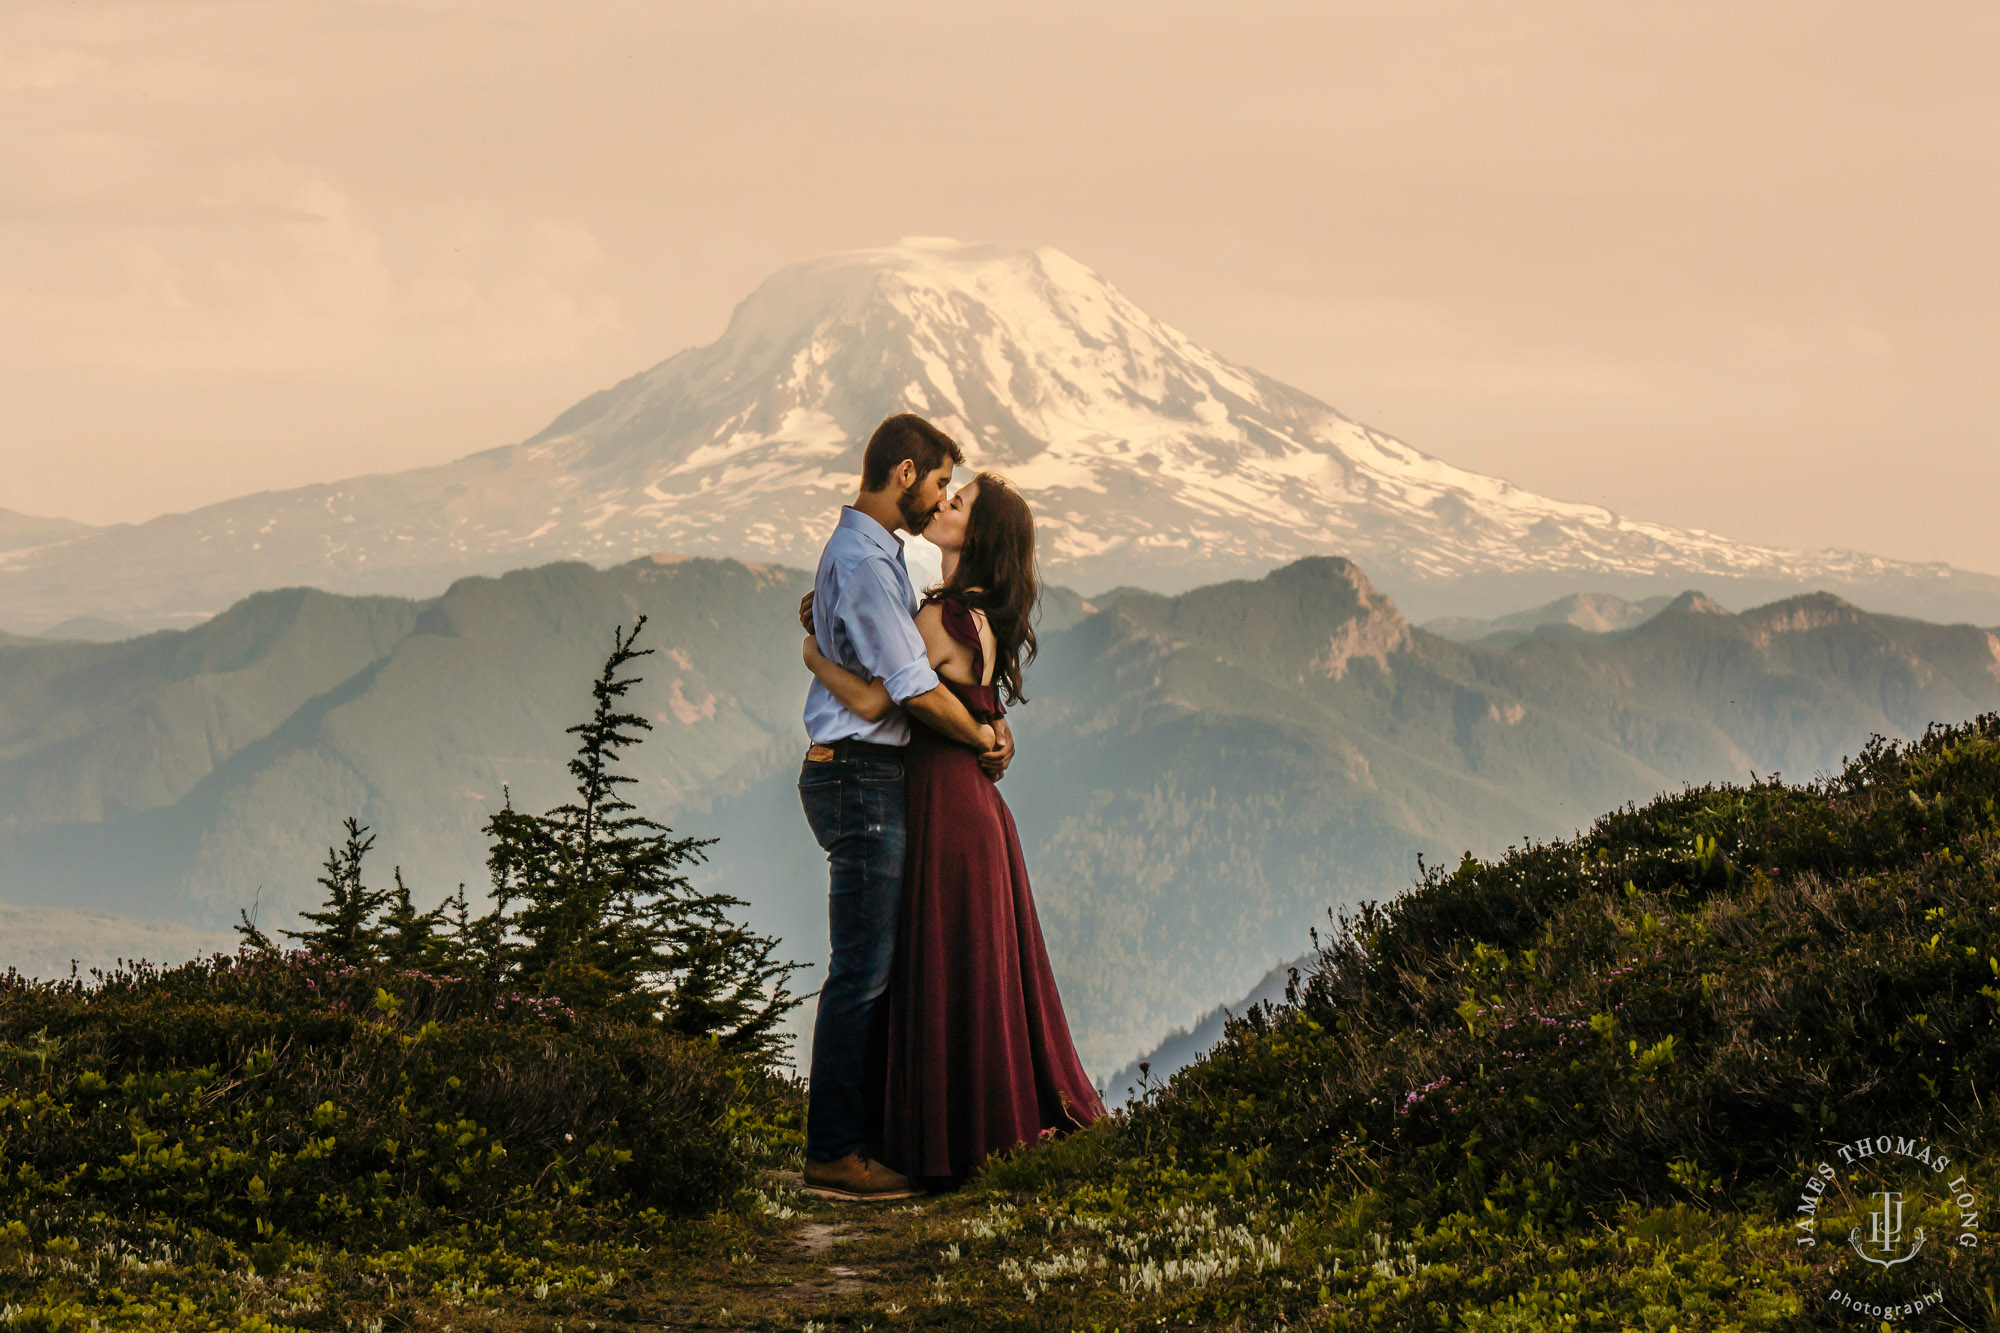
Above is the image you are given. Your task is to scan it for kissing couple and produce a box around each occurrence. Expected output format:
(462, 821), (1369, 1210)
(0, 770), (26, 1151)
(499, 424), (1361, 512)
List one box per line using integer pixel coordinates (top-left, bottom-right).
(796, 413), (1104, 1200)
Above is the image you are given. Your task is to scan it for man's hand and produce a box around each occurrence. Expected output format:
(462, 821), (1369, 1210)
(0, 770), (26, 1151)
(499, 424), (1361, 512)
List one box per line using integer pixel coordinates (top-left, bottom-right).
(797, 590), (815, 633)
(979, 716), (1015, 781)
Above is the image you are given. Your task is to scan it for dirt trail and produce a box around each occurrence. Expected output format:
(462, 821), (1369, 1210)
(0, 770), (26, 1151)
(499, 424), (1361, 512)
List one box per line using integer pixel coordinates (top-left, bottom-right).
(778, 1213), (899, 1299)
(640, 1178), (947, 1329)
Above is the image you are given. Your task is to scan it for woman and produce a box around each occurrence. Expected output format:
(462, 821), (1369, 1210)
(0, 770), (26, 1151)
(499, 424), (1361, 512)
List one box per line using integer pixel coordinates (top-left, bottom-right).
(803, 472), (1104, 1184)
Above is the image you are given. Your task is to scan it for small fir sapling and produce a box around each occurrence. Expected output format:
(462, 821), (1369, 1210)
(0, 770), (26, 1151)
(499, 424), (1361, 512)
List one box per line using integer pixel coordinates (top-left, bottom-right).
(253, 616), (802, 1063)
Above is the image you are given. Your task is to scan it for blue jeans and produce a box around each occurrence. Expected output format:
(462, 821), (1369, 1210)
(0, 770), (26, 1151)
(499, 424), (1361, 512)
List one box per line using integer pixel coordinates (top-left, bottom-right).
(799, 749), (908, 1163)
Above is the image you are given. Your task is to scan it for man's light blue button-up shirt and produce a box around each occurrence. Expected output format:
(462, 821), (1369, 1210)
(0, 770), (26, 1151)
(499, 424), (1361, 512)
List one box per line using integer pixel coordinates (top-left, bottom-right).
(803, 506), (940, 746)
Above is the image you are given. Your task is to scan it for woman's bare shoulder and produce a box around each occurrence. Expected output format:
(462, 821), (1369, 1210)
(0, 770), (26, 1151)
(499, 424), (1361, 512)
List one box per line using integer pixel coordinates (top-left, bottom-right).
(914, 600), (966, 673)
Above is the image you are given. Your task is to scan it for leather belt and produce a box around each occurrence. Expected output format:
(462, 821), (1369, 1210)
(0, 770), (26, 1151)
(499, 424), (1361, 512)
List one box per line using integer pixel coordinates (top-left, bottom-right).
(811, 738), (907, 760)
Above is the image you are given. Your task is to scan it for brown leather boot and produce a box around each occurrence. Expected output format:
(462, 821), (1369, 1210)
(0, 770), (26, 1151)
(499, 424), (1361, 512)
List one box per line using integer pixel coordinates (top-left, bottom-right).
(801, 1153), (922, 1201)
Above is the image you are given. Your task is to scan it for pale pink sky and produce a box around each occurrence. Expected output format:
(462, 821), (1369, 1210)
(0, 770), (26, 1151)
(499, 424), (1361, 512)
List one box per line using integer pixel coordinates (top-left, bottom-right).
(4, 0), (1997, 572)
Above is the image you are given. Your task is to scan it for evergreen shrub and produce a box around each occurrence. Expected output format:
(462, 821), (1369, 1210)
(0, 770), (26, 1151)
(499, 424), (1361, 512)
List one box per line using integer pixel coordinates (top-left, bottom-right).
(0, 951), (787, 1244)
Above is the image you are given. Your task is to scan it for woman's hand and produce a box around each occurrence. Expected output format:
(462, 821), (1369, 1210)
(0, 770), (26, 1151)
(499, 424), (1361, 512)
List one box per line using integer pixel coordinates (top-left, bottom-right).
(979, 717), (1014, 780)
(977, 723), (997, 754)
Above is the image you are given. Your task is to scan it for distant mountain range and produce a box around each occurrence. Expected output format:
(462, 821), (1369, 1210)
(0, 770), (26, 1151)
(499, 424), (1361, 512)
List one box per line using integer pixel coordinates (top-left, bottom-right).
(8, 239), (2000, 637)
(1004, 564), (2000, 1063)
(1421, 591), (1677, 643)
(1099, 957), (1303, 1107)
(5, 550), (1997, 1071)
(0, 902), (233, 982)
(0, 557), (812, 926)
(0, 508), (93, 551)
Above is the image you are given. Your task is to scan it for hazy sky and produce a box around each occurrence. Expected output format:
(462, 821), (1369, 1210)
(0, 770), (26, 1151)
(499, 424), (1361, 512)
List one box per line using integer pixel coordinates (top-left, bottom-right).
(5, 0), (1997, 572)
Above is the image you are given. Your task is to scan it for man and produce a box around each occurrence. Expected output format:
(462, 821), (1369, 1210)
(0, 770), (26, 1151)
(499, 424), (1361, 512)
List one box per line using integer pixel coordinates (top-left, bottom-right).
(797, 413), (1013, 1201)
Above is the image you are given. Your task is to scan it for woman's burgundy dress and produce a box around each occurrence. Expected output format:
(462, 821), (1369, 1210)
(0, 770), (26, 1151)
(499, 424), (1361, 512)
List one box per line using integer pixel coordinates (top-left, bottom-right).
(880, 595), (1105, 1182)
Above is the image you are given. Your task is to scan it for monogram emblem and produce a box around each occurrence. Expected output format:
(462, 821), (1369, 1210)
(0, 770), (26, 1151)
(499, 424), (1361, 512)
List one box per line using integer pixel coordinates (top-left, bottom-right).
(1850, 1189), (1925, 1268)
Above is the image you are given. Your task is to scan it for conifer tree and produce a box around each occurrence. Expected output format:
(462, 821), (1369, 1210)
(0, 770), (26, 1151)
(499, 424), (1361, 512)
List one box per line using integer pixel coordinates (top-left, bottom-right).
(435, 882), (505, 980)
(482, 617), (802, 1048)
(377, 867), (446, 968)
(663, 918), (808, 1065)
(234, 892), (277, 956)
(285, 818), (390, 964)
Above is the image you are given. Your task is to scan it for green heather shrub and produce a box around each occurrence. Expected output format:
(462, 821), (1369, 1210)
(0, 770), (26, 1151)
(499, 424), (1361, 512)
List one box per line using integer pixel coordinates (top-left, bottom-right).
(963, 715), (2000, 1327)
(1145, 716), (2000, 1205)
(0, 951), (792, 1245)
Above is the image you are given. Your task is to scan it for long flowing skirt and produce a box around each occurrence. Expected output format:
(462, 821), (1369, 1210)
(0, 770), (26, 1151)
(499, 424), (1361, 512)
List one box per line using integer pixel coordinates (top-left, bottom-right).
(878, 724), (1104, 1181)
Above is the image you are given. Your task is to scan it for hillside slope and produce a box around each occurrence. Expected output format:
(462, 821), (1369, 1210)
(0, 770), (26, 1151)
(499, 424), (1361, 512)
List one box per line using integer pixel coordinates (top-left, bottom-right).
(758, 713), (2000, 1328)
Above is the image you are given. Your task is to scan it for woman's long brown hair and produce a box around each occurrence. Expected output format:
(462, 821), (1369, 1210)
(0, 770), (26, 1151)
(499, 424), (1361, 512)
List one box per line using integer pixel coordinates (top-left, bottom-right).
(936, 471), (1039, 704)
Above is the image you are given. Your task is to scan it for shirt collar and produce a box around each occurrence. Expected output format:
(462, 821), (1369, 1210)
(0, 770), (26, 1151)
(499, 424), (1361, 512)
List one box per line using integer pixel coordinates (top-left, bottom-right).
(838, 505), (907, 564)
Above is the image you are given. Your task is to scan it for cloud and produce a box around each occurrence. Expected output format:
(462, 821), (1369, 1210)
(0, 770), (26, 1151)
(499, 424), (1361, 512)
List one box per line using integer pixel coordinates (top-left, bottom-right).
(1, 159), (621, 371)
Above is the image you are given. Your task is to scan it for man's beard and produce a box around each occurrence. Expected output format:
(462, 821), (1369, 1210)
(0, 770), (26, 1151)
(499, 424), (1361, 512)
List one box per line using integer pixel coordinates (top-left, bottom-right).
(897, 488), (938, 534)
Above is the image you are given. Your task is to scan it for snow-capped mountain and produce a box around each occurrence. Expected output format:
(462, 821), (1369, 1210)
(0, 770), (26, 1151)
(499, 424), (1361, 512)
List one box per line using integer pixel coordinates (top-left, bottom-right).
(6, 237), (1999, 632)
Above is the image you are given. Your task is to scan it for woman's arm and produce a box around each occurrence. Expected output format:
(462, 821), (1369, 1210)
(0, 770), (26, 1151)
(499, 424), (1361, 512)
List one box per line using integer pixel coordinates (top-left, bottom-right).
(807, 633), (994, 749)
(804, 634), (894, 722)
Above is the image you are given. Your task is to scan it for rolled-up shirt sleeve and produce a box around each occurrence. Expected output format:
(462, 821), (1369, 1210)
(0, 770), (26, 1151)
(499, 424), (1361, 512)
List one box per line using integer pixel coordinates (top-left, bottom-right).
(838, 556), (940, 704)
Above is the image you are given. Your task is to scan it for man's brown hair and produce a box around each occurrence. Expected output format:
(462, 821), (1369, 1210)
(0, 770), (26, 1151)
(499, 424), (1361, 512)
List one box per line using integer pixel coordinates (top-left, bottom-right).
(861, 414), (965, 491)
